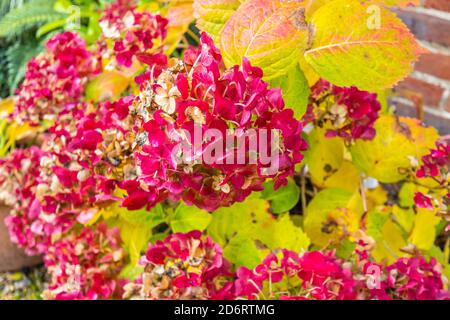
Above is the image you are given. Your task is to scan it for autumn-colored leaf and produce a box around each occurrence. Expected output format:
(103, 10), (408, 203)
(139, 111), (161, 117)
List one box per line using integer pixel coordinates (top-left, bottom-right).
(304, 188), (363, 247)
(367, 208), (407, 264)
(194, 0), (241, 44)
(0, 97), (14, 117)
(351, 116), (417, 183)
(305, 127), (345, 187)
(351, 115), (438, 183)
(86, 71), (130, 102)
(409, 208), (441, 251)
(305, 0), (422, 91)
(399, 116), (439, 158)
(220, 0), (310, 80)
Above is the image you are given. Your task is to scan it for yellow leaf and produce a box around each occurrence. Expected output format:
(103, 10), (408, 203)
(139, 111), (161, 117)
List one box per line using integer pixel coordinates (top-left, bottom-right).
(366, 186), (388, 210)
(220, 0), (309, 80)
(323, 161), (360, 193)
(304, 188), (363, 247)
(194, 0), (241, 44)
(0, 97), (14, 117)
(305, 127), (345, 187)
(392, 205), (415, 233)
(165, 1), (196, 54)
(409, 208), (441, 251)
(399, 116), (439, 159)
(351, 115), (417, 183)
(299, 57), (320, 86)
(86, 71), (130, 102)
(372, 219), (407, 264)
(305, 0), (422, 91)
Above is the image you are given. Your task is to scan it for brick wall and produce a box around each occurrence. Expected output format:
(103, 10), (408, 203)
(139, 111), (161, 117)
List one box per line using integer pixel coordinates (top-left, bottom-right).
(391, 1), (450, 134)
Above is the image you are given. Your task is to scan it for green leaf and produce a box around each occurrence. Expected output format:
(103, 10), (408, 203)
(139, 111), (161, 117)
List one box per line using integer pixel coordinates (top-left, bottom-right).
(261, 178), (300, 214)
(208, 196), (309, 267)
(366, 208), (389, 239)
(169, 202), (212, 233)
(5, 37), (46, 93)
(220, 0), (309, 80)
(207, 197), (273, 246)
(335, 238), (357, 259)
(119, 264), (144, 281)
(36, 18), (66, 38)
(268, 64), (310, 119)
(223, 234), (265, 269)
(398, 182), (417, 208)
(118, 204), (166, 264)
(193, 0), (241, 44)
(269, 214), (310, 252)
(0, 0), (65, 38)
(119, 203), (165, 229)
(304, 0), (422, 91)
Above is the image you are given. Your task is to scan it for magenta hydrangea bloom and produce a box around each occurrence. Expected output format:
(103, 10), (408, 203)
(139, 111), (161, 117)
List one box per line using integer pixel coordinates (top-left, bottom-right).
(13, 32), (96, 125)
(309, 79), (381, 141)
(413, 142), (449, 211)
(0, 146), (74, 255)
(123, 231), (233, 300)
(384, 256), (449, 300)
(99, 0), (168, 68)
(127, 33), (308, 212)
(37, 97), (139, 223)
(43, 223), (125, 300)
(233, 250), (355, 300)
(1, 96), (140, 255)
(233, 248), (449, 300)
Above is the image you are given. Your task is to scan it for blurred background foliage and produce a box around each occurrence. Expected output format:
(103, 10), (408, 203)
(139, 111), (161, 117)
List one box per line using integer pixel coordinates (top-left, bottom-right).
(0, 0), (113, 98)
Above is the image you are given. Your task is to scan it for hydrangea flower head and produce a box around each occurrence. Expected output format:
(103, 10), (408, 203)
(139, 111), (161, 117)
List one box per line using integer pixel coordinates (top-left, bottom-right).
(99, 0), (168, 68)
(309, 80), (381, 141)
(127, 33), (307, 211)
(123, 231), (233, 299)
(13, 32), (96, 125)
(43, 223), (125, 300)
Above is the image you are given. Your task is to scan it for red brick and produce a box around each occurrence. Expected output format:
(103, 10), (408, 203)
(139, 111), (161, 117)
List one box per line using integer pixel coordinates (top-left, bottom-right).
(394, 77), (444, 108)
(415, 52), (450, 80)
(395, 9), (450, 47)
(425, 0), (450, 12)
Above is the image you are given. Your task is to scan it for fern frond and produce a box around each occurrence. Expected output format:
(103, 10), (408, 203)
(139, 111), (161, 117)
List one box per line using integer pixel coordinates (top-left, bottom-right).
(5, 34), (46, 94)
(0, 0), (65, 38)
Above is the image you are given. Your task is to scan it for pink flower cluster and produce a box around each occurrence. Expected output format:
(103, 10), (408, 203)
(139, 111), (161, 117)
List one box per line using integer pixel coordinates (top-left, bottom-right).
(413, 142), (449, 210)
(0, 146), (74, 255)
(126, 33), (307, 212)
(232, 251), (449, 300)
(1, 96), (138, 256)
(383, 256), (448, 300)
(99, 0), (168, 68)
(123, 231), (233, 299)
(125, 232), (449, 300)
(43, 223), (125, 300)
(13, 32), (96, 125)
(233, 250), (355, 300)
(0, 138), (129, 298)
(308, 80), (381, 141)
